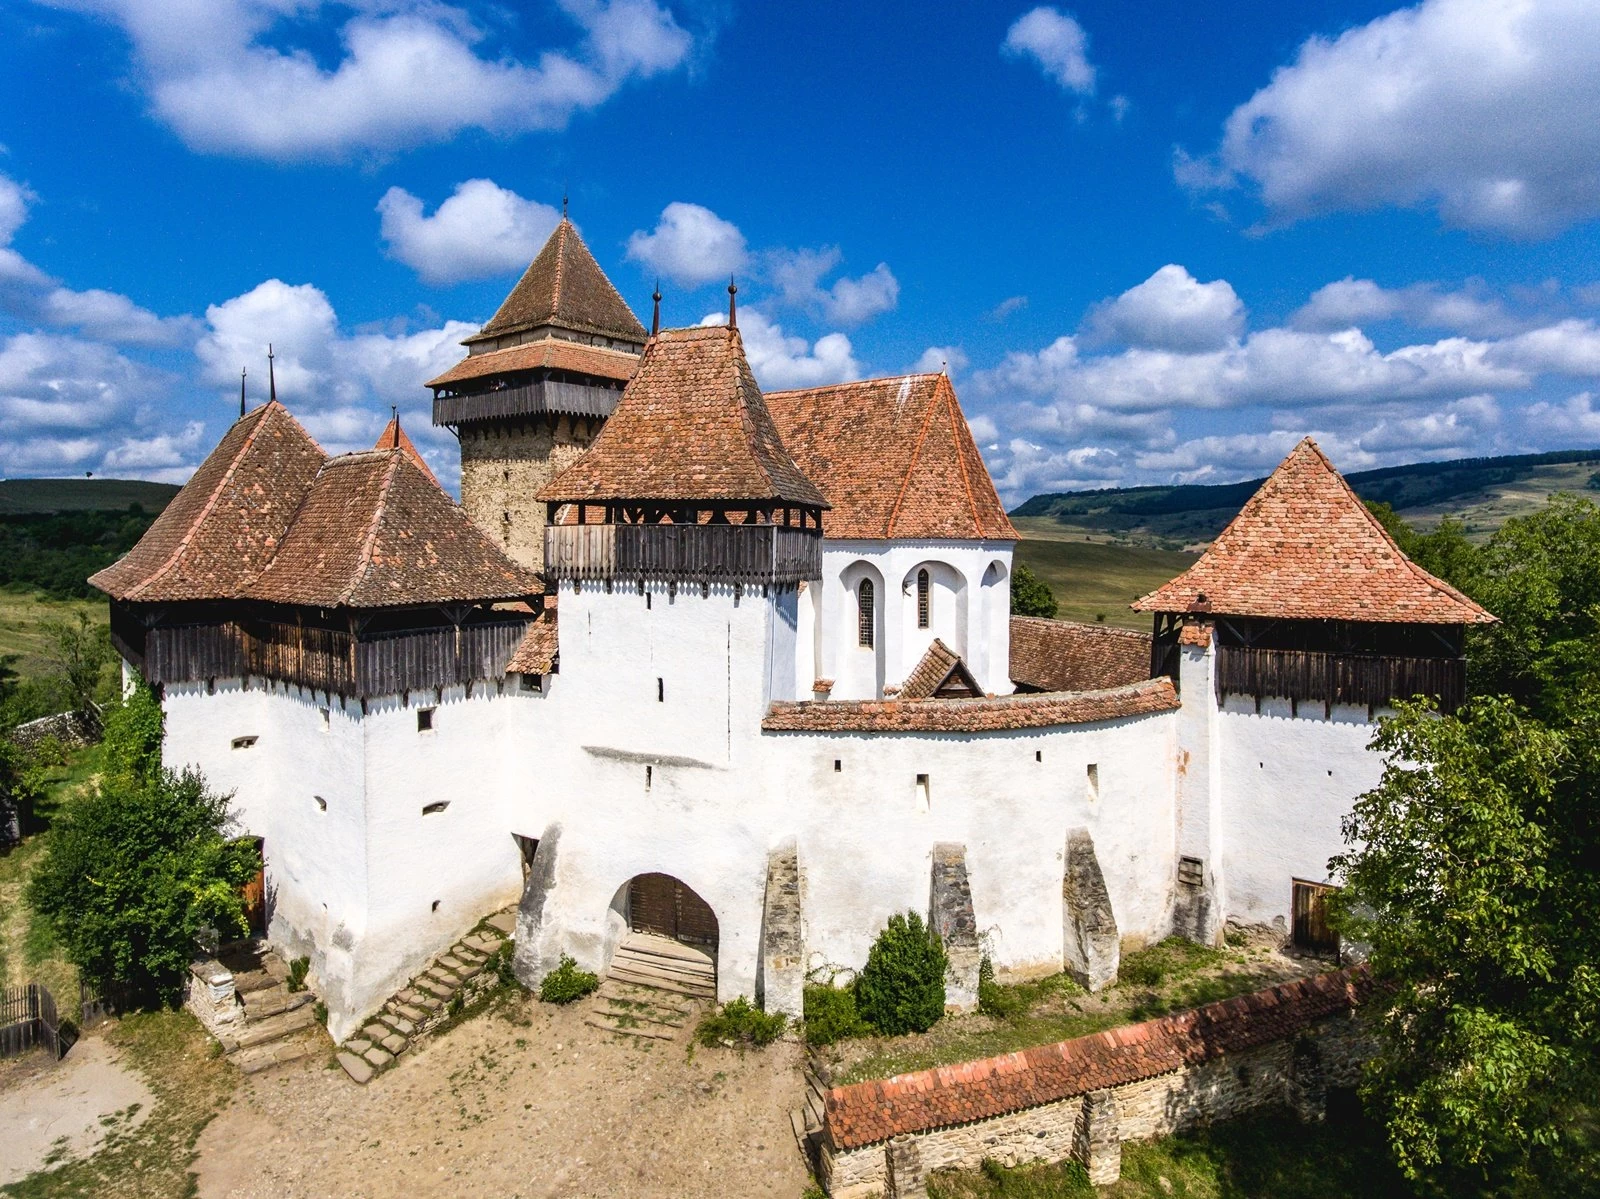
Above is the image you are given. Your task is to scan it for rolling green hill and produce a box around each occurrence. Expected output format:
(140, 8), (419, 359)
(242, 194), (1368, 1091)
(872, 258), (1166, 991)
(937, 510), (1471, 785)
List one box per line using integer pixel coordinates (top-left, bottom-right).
(1013, 448), (1600, 550)
(0, 477), (179, 516)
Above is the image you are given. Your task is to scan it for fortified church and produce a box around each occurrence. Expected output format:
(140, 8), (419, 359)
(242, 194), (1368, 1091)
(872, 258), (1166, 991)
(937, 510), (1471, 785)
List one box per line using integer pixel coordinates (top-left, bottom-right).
(92, 221), (1493, 1041)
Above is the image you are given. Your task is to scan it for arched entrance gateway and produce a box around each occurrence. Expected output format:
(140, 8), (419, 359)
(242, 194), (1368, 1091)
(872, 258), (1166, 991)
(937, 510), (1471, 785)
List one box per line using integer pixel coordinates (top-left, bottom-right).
(606, 874), (719, 1005)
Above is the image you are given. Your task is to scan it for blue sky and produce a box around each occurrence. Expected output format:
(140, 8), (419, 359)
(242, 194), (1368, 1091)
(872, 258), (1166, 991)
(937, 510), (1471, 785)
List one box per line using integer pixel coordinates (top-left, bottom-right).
(3, 0), (1600, 501)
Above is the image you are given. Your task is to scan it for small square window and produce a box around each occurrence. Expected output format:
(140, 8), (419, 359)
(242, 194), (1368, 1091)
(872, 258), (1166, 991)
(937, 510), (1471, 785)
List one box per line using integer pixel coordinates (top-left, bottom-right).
(520, 673), (543, 693)
(834, 759), (842, 773)
(1178, 856), (1204, 886)
(1035, 750), (1042, 763)
(231, 735), (258, 750)
(417, 707), (436, 732)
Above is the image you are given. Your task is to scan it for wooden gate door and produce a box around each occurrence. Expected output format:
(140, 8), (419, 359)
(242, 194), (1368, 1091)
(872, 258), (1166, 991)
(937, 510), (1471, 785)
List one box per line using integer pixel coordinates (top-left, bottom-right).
(628, 874), (718, 949)
(1292, 880), (1338, 953)
(240, 839), (266, 935)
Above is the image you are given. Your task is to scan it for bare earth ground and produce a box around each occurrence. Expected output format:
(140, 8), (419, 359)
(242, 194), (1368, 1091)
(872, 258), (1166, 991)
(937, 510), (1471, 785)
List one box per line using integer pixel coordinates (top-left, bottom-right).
(192, 990), (808, 1199)
(0, 1034), (153, 1187)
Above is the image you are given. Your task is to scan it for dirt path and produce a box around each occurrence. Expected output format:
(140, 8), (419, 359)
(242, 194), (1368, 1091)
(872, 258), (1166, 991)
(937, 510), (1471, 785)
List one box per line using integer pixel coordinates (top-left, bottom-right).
(0, 1033), (153, 1186)
(192, 991), (809, 1199)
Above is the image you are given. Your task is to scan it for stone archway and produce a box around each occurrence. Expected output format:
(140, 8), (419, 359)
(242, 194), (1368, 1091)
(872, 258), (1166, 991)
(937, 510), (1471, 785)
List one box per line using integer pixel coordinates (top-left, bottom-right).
(609, 873), (719, 1004)
(626, 873), (719, 951)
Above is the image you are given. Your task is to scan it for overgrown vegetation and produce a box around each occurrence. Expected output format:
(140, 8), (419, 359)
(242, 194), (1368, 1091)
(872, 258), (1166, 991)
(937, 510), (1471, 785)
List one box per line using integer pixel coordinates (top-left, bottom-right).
(802, 982), (872, 1046)
(855, 911), (948, 1036)
(0, 506), (163, 600)
(1331, 495), (1600, 1195)
(1008, 561), (1058, 619)
(537, 953), (599, 1004)
(694, 995), (787, 1048)
(26, 684), (258, 1008)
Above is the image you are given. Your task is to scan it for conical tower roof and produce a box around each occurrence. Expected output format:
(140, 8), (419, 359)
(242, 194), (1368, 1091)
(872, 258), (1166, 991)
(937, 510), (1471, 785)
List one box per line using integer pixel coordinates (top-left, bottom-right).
(538, 325), (828, 508)
(465, 217), (646, 347)
(373, 414), (439, 486)
(1133, 438), (1495, 624)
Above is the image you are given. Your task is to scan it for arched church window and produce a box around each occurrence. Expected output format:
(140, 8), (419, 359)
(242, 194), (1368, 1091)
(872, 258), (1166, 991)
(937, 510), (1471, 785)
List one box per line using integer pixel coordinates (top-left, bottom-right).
(917, 568), (931, 629)
(858, 579), (875, 648)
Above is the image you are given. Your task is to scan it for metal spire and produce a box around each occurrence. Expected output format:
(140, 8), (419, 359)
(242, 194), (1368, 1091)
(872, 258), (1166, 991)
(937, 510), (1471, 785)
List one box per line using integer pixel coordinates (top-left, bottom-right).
(239, 367), (247, 418)
(391, 405), (400, 448)
(267, 344), (277, 404)
(727, 278), (738, 329)
(651, 279), (661, 336)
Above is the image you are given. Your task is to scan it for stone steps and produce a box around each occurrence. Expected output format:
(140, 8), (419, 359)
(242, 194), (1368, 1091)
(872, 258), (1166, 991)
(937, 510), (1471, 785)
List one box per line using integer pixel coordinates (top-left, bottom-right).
(234, 1030), (322, 1074)
(335, 908), (515, 1086)
(240, 987), (312, 1022)
(204, 941), (331, 1073)
(231, 1002), (318, 1049)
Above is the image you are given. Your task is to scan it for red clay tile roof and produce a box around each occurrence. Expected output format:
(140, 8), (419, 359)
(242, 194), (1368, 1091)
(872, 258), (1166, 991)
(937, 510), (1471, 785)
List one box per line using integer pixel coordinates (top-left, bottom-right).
(90, 402), (326, 602)
(243, 449), (541, 608)
(762, 677), (1178, 733)
(894, 639), (982, 699)
(373, 416), (439, 486)
(765, 374), (1018, 541)
(1010, 617), (1151, 692)
(466, 218), (646, 347)
(425, 337), (639, 390)
(506, 606), (558, 674)
(539, 325), (829, 508)
(1133, 439), (1495, 624)
(823, 966), (1372, 1151)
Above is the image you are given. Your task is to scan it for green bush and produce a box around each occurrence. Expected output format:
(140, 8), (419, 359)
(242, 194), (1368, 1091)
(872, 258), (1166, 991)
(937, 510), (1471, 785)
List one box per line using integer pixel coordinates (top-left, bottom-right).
(977, 956), (1026, 1020)
(313, 1000), (328, 1026)
(855, 911), (948, 1036)
(695, 995), (787, 1048)
(487, 941), (517, 988)
(287, 956), (309, 993)
(538, 954), (598, 1004)
(803, 983), (871, 1046)
(1009, 562), (1058, 619)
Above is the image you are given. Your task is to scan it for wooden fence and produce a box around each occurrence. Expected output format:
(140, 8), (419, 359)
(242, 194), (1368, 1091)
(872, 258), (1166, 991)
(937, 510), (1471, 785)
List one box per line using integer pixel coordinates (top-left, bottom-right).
(0, 983), (64, 1060)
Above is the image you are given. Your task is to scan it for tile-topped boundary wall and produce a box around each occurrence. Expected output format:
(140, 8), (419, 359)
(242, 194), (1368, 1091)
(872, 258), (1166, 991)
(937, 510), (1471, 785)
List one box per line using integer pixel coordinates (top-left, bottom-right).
(817, 967), (1373, 1197)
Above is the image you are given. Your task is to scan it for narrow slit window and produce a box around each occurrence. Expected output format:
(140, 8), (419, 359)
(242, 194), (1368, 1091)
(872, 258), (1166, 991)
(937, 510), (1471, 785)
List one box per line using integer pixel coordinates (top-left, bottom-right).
(645, 765), (653, 791)
(916, 568), (931, 629)
(857, 579), (875, 648)
(314, 795), (327, 811)
(417, 707), (435, 732)
(915, 773), (930, 813)
(231, 735), (257, 750)
(834, 759), (842, 773)
(319, 708), (330, 732)
(657, 677), (664, 703)
(422, 801), (449, 815)
(1086, 763), (1100, 803)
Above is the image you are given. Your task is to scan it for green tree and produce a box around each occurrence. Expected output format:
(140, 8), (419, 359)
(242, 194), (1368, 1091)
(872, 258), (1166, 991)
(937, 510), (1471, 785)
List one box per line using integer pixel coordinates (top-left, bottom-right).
(855, 911), (948, 1035)
(41, 611), (114, 733)
(1010, 561), (1058, 619)
(1363, 501), (1482, 591)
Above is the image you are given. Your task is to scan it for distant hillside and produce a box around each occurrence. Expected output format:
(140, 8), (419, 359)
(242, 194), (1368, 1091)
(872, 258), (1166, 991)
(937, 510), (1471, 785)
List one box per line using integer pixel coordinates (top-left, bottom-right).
(1013, 448), (1600, 549)
(0, 477), (180, 516)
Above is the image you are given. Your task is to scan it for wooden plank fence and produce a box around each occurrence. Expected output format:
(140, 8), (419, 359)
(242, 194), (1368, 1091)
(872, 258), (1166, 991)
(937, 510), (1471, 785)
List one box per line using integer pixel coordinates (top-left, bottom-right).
(0, 983), (64, 1060)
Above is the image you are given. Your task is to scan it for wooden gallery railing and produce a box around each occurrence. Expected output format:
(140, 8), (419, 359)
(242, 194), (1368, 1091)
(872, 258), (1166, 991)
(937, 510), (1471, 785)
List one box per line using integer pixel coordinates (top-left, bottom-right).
(144, 616), (535, 700)
(544, 523), (822, 586)
(1215, 645), (1465, 712)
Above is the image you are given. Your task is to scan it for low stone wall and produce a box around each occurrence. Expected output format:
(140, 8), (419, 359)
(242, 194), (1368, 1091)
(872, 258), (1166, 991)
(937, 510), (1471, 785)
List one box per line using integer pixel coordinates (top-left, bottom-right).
(817, 967), (1372, 1197)
(184, 956), (244, 1036)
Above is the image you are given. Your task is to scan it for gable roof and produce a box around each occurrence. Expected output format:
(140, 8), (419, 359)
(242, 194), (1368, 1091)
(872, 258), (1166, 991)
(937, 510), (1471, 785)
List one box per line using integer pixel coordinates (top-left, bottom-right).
(242, 449), (541, 609)
(373, 416), (439, 486)
(1133, 438), (1495, 624)
(893, 639), (982, 699)
(1010, 617), (1151, 693)
(538, 325), (828, 508)
(465, 218), (646, 347)
(765, 373), (1018, 541)
(506, 605), (558, 674)
(426, 338), (639, 390)
(89, 401), (327, 602)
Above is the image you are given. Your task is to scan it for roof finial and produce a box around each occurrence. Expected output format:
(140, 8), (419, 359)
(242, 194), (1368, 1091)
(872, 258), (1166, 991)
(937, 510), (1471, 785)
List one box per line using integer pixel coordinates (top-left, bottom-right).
(391, 405), (400, 448)
(562, 190), (568, 219)
(727, 277), (738, 329)
(239, 367), (247, 418)
(267, 344), (276, 404)
(651, 279), (661, 336)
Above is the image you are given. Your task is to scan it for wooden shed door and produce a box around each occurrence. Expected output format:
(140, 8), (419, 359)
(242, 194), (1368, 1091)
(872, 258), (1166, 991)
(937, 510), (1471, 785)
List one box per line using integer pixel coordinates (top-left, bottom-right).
(1292, 880), (1338, 953)
(629, 874), (718, 949)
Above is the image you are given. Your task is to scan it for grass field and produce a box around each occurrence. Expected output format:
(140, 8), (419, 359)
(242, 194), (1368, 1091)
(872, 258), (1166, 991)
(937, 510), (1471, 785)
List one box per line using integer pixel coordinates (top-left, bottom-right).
(0, 478), (178, 516)
(1013, 518), (1196, 631)
(0, 589), (106, 678)
(1399, 457), (1599, 539)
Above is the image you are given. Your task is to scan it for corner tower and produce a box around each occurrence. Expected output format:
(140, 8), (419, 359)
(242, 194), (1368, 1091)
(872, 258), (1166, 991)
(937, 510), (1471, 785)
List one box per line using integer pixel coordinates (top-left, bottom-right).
(429, 217), (647, 572)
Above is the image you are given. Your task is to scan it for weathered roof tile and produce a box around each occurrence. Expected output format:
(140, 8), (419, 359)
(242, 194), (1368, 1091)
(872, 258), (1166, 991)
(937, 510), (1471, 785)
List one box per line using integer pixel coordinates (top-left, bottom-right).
(763, 677), (1178, 733)
(1010, 617), (1150, 693)
(466, 218), (645, 347)
(425, 337), (639, 390)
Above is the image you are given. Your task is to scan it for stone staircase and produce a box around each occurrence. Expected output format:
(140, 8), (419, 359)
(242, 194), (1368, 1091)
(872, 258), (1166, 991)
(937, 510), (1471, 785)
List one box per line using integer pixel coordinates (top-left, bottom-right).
(212, 943), (324, 1074)
(335, 909), (516, 1085)
(586, 933), (715, 1042)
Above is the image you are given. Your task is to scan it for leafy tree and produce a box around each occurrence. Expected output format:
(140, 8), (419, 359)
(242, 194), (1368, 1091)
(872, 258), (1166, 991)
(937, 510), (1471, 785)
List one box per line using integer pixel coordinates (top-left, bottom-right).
(27, 681), (255, 1006)
(41, 612), (114, 733)
(855, 911), (948, 1035)
(1010, 562), (1058, 619)
(1364, 501), (1482, 591)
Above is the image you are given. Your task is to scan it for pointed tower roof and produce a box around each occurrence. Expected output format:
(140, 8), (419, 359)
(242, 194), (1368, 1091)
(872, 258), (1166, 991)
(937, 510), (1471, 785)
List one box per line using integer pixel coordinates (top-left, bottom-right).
(90, 401), (327, 602)
(243, 449), (541, 608)
(1133, 438), (1495, 624)
(465, 217), (646, 347)
(765, 373), (1018, 540)
(538, 325), (828, 508)
(373, 414), (439, 486)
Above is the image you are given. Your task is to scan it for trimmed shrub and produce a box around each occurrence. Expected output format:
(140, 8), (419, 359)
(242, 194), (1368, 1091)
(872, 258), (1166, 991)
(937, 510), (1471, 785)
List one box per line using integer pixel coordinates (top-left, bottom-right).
(803, 983), (871, 1046)
(695, 996), (787, 1048)
(977, 956), (1026, 1020)
(538, 954), (598, 1004)
(855, 911), (948, 1036)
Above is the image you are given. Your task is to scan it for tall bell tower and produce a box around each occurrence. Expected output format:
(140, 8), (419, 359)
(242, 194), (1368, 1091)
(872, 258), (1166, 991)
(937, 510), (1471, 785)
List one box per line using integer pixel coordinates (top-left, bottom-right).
(428, 216), (647, 572)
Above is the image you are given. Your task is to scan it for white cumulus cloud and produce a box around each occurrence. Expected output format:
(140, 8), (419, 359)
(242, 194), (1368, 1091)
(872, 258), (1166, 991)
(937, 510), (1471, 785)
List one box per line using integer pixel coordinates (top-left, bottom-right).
(1003, 7), (1096, 94)
(378, 180), (561, 285)
(628, 202), (748, 288)
(1083, 264), (1244, 352)
(1180, 0), (1600, 236)
(700, 308), (862, 391)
